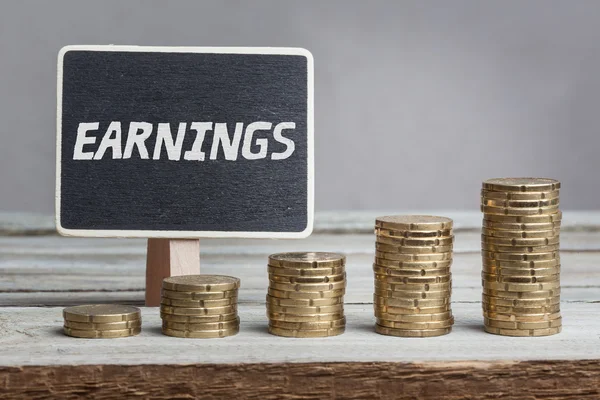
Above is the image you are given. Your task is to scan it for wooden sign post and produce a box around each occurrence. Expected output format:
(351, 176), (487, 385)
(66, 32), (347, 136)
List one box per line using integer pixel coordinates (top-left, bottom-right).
(56, 45), (314, 305)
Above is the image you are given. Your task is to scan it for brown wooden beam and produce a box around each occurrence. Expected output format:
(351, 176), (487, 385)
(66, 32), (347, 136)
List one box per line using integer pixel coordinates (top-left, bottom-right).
(1, 360), (599, 399)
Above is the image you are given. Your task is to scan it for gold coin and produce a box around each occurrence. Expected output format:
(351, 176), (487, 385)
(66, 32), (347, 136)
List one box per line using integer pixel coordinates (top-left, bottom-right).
(162, 326), (239, 338)
(375, 273), (451, 284)
(269, 317), (346, 330)
(484, 316), (562, 330)
(64, 319), (142, 331)
(483, 325), (561, 337)
(162, 275), (240, 292)
(267, 312), (344, 323)
(482, 219), (561, 231)
(375, 242), (453, 254)
(482, 178), (560, 192)
(481, 243), (560, 254)
(482, 250), (559, 261)
(483, 310), (561, 322)
(266, 294), (343, 307)
(482, 265), (560, 277)
(374, 258), (453, 270)
(268, 280), (346, 293)
(268, 325), (345, 338)
(374, 311), (453, 322)
(375, 215), (453, 231)
(160, 297), (237, 308)
(161, 289), (238, 300)
(267, 287), (345, 299)
(375, 325), (452, 337)
(483, 211), (562, 224)
(375, 303), (451, 315)
(162, 318), (239, 331)
(481, 189), (560, 201)
(376, 317), (454, 330)
(160, 312), (238, 323)
(374, 287), (451, 300)
(267, 265), (345, 277)
(482, 302), (560, 314)
(268, 272), (346, 285)
(482, 287), (560, 299)
(376, 235), (454, 247)
(481, 272), (559, 284)
(268, 252), (345, 269)
(160, 304), (237, 316)
(482, 258), (559, 269)
(481, 204), (560, 216)
(482, 198), (559, 208)
(481, 235), (559, 247)
(375, 250), (452, 262)
(63, 326), (141, 338)
(266, 303), (344, 315)
(63, 304), (141, 323)
(373, 294), (449, 308)
(481, 227), (560, 238)
(482, 280), (560, 292)
(374, 280), (452, 292)
(482, 294), (560, 307)
(372, 265), (451, 277)
(375, 227), (453, 239)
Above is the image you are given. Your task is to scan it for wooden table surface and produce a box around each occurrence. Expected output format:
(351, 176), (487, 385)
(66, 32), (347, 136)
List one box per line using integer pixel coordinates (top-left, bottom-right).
(1, 211), (599, 399)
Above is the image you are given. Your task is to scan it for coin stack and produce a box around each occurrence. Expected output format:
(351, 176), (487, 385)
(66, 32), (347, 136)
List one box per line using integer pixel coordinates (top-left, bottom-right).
(160, 275), (240, 338)
(481, 178), (562, 337)
(63, 304), (142, 338)
(373, 215), (454, 337)
(267, 252), (346, 338)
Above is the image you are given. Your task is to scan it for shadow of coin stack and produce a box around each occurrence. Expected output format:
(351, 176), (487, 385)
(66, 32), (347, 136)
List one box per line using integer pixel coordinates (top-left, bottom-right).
(267, 252), (346, 338)
(63, 304), (142, 338)
(160, 275), (240, 338)
(373, 215), (454, 337)
(481, 178), (562, 337)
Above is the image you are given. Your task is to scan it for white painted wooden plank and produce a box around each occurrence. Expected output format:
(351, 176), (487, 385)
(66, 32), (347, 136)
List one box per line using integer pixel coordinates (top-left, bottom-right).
(0, 287), (596, 307)
(0, 252), (597, 295)
(0, 303), (595, 366)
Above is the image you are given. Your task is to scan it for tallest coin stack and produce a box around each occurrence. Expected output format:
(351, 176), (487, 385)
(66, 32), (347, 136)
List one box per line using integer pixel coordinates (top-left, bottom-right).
(481, 178), (562, 337)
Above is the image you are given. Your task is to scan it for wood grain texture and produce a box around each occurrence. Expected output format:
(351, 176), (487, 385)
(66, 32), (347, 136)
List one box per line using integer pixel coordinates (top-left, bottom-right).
(1, 360), (599, 399)
(145, 239), (200, 306)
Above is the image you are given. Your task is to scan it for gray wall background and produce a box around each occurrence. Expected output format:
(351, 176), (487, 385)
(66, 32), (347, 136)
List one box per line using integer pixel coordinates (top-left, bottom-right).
(1, 0), (599, 213)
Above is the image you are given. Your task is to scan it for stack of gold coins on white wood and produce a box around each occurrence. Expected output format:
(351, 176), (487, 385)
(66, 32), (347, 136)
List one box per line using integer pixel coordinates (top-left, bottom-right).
(373, 215), (454, 337)
(160, 275), (240, 338)
(267, 252), (346, 338)
(63, 304), (142, 338)
(481, 178), (562, 336)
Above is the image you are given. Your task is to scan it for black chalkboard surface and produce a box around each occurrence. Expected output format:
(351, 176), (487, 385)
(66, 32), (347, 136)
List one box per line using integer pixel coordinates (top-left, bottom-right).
(56, 46), (313, 238)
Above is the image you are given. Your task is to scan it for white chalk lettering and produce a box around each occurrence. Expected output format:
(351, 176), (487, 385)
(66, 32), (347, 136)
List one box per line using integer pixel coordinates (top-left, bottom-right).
(73, 121), (297, 161)
(123, 122), (152, 159)
(73, 122), (99, 160)
(242, 121), (271, 160)
(153, 122), (187, 161)
(184, 122), (212, 161)
(93, 121), (122, 160)
(210, 123), (244, 161)
(271, 122), (296, 160)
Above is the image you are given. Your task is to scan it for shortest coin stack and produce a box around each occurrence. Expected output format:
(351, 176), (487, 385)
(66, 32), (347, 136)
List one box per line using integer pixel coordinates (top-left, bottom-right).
(267, 252), (347, 338)
(63, 304), (142, 338)
(373, 215), (455, 338)
(160, 275), (240, 338)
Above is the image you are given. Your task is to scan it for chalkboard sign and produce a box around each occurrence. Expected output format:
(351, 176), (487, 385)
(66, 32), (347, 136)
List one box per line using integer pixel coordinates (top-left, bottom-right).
(56, 46), (313, 238)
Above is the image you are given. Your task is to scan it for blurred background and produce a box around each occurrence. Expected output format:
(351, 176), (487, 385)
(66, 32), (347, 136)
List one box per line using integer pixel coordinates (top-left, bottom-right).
(1, 0), (598, 214)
